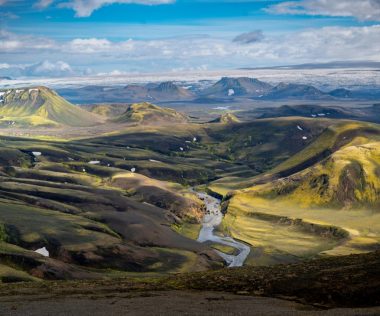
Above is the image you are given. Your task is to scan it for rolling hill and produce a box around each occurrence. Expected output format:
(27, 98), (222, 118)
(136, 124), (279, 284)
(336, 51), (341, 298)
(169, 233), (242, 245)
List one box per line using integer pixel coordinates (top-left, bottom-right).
(209, 112), (240, 124)
(115, 102), (188, 124)
(0, 87), (104, 127)
(238, 123), (380, 209)
(0, 93), (379, 286)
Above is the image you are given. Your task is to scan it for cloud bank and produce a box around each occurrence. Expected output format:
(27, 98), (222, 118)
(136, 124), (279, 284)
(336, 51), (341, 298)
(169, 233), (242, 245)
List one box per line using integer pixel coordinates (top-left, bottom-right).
(2, 23), (380, 76)
(267, 0), (380, 22)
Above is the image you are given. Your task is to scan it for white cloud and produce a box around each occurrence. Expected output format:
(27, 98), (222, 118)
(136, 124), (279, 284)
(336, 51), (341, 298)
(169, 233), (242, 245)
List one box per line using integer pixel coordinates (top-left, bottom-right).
(266, 0), (380, 22)
(34, 0), (54, 9)
(68, 38), (113, 53)
(59, 0), (175, 17)
(25, 60), (73, 76)
(0, 63), (12, 69)
(2, 25), (380, 75)
(0, 60), (75, 77)
(61, 25), (380, 64)
(0, 30), (56, 52)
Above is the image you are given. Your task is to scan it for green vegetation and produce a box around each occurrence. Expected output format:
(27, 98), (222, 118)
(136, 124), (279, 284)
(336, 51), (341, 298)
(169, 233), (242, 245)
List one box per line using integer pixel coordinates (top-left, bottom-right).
(115, 102), (188, 124)
(0, 87), (104, 127)
(0, 91), (379, 284)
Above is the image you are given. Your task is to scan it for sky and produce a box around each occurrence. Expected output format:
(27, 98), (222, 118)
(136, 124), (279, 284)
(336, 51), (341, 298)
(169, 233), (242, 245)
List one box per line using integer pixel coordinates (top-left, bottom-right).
(1, 0), (380, 78)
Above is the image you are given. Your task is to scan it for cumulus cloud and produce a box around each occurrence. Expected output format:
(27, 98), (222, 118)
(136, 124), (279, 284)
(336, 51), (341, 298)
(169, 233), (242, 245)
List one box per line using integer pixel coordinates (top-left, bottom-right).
(68, 38), (114, 53)
(0, 60), (75, 77)
(59, 0), (175, 17)
(24, 60), (74, 76)
(2, 25), (380, 75)
(233, 30), (264, 44)
(266, 0), (380, 22)
(0, 30), (56, 52)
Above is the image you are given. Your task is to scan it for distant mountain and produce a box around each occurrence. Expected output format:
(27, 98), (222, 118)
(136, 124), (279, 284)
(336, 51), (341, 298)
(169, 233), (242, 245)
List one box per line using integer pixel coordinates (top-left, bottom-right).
(56, 78), (378, 104)
(57, 82), (193, 104)
(0, 76), (12, 80)
(241, 60), (380, 70)
(262, 83), (328, 100)
(328, 88), (353, 98)
(0, 87), (104, 127)
(147, 81), (193, 100)
(115, 102), (188, 124)
(201, 77), (273, 98)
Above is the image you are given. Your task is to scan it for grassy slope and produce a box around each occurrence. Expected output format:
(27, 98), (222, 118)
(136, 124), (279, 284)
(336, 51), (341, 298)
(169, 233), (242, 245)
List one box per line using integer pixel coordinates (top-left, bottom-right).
(0, 87), (104, 127)
(1, 112), (379, 281)
(115, 102), (188, 124)
(219, 120), (380, 262)
(0, 126), (234, 282)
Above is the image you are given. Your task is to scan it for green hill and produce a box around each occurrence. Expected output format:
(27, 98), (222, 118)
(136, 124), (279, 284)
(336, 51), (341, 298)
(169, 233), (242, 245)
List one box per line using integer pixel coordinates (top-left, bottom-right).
(210, 112), (240, 124)
(115, 102), (188, 124)
(0, 87), (104, 127)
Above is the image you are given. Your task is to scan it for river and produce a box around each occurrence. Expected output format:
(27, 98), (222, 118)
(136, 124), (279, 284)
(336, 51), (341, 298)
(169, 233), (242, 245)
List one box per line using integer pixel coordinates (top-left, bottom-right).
(194, 191), (250, 267)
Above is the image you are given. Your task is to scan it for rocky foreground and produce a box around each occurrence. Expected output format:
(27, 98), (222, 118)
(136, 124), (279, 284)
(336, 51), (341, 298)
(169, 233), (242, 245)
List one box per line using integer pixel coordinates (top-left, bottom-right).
(0, 251), (379, 315)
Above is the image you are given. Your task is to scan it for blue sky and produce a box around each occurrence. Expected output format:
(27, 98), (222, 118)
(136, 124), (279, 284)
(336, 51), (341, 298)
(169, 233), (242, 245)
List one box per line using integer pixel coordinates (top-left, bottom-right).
(1, 0), (380, 77)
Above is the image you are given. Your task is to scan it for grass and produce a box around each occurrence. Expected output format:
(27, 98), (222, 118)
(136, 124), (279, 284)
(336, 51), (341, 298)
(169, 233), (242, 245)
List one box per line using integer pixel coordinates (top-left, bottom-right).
(0, 202), (120, 250)
(172, 223), (201, 240)
(226, 193), (380, 257)
(0, 87), (104, 127)
(222, 201), (342, 265)
(0, 110), (379, 281)
(0, 264), (40, 283)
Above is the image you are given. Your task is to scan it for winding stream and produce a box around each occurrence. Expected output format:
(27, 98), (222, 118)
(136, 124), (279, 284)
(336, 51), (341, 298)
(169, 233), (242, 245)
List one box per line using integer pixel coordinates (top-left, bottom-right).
(194, 191), (250, 267)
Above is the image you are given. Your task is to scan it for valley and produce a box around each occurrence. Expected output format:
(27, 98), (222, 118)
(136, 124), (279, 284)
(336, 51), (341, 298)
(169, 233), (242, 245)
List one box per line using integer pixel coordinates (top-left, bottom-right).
(0, 83), (379, 312)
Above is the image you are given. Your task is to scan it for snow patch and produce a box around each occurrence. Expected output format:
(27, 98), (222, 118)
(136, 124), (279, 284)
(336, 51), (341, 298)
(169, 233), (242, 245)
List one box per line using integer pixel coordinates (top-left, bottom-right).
(213, 106), (230, 110)
(32, 151), (42, 157)
(228, 88), (235, 96)
(131, 167), (136, 173)
(302, 136), (308, 140)
(35, 247), (49, 257)
(88, 160), (100, 165)
(297, 125), (303, 131)
(179, 147), (184, 151)
(149, 159), (161, 163)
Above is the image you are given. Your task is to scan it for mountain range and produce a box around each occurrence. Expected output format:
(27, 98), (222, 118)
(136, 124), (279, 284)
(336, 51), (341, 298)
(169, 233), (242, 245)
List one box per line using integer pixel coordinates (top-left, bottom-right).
(55, 77), (380, 104)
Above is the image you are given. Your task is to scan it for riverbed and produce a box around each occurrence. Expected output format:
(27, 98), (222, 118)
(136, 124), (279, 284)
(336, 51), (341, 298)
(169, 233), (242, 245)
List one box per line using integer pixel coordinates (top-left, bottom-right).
(194, 191), (250, 267)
